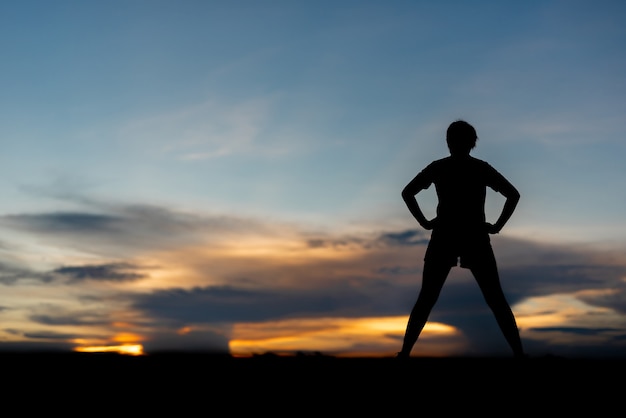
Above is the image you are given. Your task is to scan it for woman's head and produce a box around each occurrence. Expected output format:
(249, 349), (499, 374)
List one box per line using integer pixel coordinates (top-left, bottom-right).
(446, 120), (477, 156)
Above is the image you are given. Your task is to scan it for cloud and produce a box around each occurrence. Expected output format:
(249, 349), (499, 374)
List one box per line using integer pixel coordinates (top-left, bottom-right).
(22, 330), (80, 340)
(575, 286), (626, 316)
(126, 225), (626, 356)
(2, 212), (119, 233)
(305, 229), (430, 250)
(0, 203), (280, 258)
(1, 196), (625, 357)
(131, 284), (373, 325)
(500, 264), (626, 303)
(376, 229), (430, 247)
(0, 260), (146, 286)
(0, 262), (48, 285)
(530, 327), (621, 336)
(120, 97), (281, 160)
(30, 312), (112, 327)
(49, 263), (147, 283)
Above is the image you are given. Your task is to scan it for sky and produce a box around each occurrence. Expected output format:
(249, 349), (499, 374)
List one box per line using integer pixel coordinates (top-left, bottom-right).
(0, 0), (625, 358)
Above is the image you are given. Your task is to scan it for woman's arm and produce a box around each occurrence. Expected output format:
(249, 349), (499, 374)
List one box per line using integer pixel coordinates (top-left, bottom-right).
(402, 177), (435, 230)
(487, 182), (520, 234)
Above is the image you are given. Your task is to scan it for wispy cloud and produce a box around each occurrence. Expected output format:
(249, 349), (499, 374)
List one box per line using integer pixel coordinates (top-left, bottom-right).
(49, 263), (147, 283)
(0, 203), (280, 259)
(119, 97), (288, 161)
(0, 262), (48, 285)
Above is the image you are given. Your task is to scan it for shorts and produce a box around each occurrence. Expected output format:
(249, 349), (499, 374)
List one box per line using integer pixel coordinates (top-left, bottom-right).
(424, 229), (495, 269)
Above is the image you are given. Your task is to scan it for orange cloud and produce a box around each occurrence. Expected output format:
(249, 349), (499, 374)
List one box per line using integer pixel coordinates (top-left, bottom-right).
(229, 316), (464, 358)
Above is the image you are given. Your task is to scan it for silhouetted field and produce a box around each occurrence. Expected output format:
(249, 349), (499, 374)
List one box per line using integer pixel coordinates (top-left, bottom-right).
(2, 352), (622, 413)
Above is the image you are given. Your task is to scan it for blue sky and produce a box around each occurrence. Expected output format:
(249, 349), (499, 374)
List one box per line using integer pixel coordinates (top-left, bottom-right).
(0, 1), (625, 357)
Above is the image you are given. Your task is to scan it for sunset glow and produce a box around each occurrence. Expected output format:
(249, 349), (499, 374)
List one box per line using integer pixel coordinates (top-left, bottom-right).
(514, 292), (626, 349)
(74, 345), (145, 356)
(229, 316), (462, 357)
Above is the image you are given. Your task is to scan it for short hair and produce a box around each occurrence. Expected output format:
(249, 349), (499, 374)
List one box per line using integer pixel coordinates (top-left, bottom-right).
(446, 120), (477, 154)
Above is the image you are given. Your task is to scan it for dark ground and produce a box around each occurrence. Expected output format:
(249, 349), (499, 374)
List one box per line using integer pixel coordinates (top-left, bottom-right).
(3, 352), (623, 413)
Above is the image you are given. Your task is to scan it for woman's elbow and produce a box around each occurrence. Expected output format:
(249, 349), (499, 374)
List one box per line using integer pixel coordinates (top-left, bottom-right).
(509, 189), (521, 203)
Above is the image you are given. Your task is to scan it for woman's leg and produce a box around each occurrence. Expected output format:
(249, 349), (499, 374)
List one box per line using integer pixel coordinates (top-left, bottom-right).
(399, 262), (452, 357)
(471, 257), (525, 357)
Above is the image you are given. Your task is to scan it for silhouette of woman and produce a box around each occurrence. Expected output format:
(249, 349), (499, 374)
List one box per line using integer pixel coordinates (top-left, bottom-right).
(398, 120), (525, 358)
